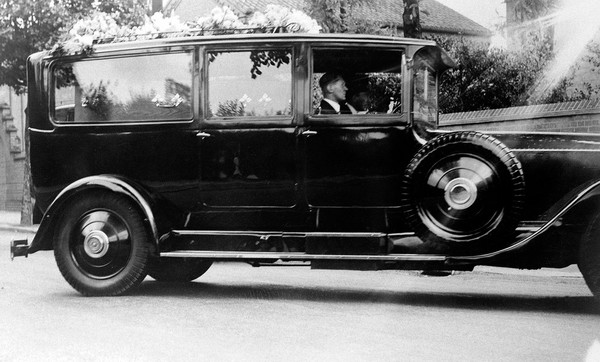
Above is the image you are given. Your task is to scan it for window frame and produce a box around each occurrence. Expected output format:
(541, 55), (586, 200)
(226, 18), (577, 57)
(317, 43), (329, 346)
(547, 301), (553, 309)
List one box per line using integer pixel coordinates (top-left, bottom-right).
(306, 44), (408, 127)
(48, 49), (197, 127)
(200, 45), (296, 129)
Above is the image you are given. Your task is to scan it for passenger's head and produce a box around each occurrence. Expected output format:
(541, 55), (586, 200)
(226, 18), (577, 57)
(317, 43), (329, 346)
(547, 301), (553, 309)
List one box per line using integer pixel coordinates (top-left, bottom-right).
(319, 72), (348, 103)
(350, 90), (370, 112)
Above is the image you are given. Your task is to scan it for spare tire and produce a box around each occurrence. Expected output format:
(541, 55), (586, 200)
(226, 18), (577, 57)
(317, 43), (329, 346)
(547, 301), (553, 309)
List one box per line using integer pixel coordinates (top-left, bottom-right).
(401, 131), (525, 247)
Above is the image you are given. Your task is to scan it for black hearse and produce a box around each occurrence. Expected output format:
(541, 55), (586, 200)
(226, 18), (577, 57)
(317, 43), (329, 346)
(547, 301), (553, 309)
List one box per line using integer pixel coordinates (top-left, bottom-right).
(11, 33), (600, 300)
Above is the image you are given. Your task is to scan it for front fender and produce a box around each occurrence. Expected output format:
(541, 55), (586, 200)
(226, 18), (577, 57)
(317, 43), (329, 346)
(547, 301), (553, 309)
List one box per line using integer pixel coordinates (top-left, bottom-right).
(450, 179), (600, 263)
(28, 175), (166, 255)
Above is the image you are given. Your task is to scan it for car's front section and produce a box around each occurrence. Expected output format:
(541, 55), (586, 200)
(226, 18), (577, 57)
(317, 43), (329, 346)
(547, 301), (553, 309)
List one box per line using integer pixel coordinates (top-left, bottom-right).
(489, 131), (600, 265)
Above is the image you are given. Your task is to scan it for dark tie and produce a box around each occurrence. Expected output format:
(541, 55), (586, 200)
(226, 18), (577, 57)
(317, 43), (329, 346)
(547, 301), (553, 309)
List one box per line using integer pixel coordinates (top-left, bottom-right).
(340, 102), (352, 114)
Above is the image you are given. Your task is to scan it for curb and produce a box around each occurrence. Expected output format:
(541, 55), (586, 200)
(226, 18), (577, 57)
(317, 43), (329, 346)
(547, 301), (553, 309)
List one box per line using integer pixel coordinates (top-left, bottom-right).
(475, 265), (582, 278)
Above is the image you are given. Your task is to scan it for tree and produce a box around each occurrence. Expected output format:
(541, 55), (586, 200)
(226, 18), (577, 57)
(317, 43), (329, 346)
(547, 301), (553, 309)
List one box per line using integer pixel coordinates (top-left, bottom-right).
(0, 0), (146, 94)
(506, 0), (557, 51)
(304, 0), (376, 34)
(0, 0), (147, 224)
(402, 0), (421, 38)
(435, 32), (600, 114)
(509, 0), (557, 22)
(435, 35), (553, 113)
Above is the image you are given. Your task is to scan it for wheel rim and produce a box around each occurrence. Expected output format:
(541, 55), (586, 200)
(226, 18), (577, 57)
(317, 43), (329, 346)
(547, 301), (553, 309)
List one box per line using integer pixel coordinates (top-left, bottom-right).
(415, 154), (505, 242)
(69, 209), (132, 279)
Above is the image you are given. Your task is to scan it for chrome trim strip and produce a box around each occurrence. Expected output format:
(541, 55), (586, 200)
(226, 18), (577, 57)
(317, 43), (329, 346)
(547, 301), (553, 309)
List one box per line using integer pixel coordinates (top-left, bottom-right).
(84, 34), (434, 54)
(29, 127), (55, 133)
(431, 129), (600, 137)
(173, 229), (541, 239)
(451, 179), (600, 262)
(515, 226), (542, 233)
(160, 250), (446, 261)
(388, 232), (416, 238)
(51, 119), (195, 128)
(171, 230), (386, 238)
(511, 148), (600, 152)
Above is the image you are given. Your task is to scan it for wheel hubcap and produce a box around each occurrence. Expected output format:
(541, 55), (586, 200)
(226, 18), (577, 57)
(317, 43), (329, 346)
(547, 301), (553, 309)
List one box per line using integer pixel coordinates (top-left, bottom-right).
(70, 210), (132, 279)
(444, 177), (477, 210)
(417, 154), (504, 242)
(83, 230), (110, 258)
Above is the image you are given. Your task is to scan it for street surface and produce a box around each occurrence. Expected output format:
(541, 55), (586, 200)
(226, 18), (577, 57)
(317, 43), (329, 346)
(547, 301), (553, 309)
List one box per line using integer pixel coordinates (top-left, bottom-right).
(1, 230), (599, 361)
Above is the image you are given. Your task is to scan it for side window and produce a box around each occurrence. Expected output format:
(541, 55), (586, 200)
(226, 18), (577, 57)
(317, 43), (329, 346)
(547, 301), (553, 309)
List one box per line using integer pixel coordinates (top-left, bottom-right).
(53, 52), (193, 123)
(312, 48), (403, 115)
(207, 49), (292, 118)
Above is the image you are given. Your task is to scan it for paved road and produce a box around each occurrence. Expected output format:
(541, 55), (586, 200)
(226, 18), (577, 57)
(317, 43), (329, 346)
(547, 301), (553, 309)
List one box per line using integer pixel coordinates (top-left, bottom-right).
(1, 230), (599, 361)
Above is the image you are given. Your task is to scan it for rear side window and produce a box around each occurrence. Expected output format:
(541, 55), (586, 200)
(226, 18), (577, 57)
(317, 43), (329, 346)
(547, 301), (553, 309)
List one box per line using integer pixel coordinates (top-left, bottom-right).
(207, 49), (292, 118)
(53, 52), (193, 123)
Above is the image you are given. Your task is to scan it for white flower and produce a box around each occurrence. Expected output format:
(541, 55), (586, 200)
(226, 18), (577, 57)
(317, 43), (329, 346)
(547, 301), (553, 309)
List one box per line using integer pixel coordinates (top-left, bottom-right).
(79, 35), (94, 47)
(240, 94), (252, 104)
(287, 9), (322, 33)
(53, 4), (320, 56)
(258, 93), (272, 103)
(248, 12), (268, 28)
(196, 16), (212, 29)
(211, 6), (225, 20)
(264, 5), (291, 27)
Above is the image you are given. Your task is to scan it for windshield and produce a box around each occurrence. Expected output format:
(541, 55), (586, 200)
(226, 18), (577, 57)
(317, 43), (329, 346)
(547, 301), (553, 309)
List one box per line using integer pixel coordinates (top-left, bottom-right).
(413, 64), (438, 126)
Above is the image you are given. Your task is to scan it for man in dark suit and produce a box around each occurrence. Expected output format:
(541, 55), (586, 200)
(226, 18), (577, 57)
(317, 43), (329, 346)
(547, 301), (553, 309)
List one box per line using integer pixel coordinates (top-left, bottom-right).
(316, 72), (356, 115)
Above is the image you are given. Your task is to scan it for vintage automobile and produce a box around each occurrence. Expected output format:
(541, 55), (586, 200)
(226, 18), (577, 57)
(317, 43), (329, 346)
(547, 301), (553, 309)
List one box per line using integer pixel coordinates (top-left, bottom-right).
(10, 32), (600, 300)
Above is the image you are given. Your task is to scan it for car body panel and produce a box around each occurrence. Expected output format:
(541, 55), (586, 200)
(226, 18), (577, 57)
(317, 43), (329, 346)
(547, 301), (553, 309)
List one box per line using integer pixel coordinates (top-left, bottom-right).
(20, 33), (600, 272)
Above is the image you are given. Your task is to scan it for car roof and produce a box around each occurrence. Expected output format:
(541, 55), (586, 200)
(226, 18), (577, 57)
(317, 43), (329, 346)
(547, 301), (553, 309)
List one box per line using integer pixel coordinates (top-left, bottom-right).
(39, 32), (436, 58)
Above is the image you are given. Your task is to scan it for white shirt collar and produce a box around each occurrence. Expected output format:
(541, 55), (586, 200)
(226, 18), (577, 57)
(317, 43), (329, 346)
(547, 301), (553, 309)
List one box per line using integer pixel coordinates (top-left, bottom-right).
(323, 98), (341, 113)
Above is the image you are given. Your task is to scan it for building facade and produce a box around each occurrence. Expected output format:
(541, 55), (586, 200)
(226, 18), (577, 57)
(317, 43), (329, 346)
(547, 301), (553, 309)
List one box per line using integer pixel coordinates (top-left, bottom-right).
(0, 86), (26, 211)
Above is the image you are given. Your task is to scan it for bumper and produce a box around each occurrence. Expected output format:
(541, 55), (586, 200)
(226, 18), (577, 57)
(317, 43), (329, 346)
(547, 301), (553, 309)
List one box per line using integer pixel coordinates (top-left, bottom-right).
(10, 239), (29, 260)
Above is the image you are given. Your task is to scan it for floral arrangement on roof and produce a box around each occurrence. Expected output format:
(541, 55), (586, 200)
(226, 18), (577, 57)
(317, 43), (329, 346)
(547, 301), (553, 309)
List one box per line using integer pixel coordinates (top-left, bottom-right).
(50, 5), (321, 57)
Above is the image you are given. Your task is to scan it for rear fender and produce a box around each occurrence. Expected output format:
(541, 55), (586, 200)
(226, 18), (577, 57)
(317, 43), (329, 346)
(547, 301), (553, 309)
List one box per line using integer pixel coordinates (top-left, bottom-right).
(28, 175), (167, 255)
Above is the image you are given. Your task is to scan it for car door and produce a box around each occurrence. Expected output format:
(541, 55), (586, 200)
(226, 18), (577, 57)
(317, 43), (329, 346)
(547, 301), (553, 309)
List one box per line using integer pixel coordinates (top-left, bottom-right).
(197, 46), (298, 213)
(302, 46), (421, 229)
(42, 49), (200, 212)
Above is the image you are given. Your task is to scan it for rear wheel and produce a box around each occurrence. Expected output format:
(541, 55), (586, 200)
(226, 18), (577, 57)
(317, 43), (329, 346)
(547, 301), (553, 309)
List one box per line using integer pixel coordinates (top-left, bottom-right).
(149, 258), (212, 282)
(579, 214), (600, 302)
(53, 191), (151, 296)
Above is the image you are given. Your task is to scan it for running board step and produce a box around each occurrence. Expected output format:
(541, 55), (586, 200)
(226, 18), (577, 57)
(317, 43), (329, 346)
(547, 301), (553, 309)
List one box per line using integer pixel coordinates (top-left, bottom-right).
(160, 250), (446, 262)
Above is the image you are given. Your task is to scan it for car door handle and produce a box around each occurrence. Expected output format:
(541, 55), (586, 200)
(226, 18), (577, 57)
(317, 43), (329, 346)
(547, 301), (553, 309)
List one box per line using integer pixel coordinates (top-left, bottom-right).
(302, 130), (317, 136)
(196, 132), (212, 138)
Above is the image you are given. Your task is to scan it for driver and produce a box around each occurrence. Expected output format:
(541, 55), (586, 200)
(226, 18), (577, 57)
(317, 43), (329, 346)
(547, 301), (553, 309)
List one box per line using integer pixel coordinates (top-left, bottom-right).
(316, 72), (357, 115)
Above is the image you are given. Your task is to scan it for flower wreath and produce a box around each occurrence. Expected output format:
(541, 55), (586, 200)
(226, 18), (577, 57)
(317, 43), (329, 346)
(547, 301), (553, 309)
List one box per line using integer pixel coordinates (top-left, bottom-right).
(51, 5), (321, 57)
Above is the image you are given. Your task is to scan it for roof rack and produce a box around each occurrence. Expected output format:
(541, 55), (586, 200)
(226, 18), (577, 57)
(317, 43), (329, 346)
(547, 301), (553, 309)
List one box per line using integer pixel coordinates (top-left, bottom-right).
(92, 23), (303, 45)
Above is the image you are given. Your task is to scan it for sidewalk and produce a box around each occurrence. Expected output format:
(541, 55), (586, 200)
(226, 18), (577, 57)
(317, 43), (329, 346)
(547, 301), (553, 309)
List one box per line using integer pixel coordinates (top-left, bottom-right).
(0, 211), (38, 234)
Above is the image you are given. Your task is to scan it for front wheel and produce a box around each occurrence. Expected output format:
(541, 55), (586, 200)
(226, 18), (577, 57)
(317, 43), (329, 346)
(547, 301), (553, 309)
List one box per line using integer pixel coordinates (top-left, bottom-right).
(579, 214), (600, 302)
(53, 191), (151, 296)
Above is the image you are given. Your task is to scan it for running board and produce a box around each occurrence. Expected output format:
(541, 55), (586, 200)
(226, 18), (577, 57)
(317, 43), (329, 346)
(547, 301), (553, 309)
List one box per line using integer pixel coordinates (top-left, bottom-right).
(160, 250), (446, 262)
(170, 230), (387, 238)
